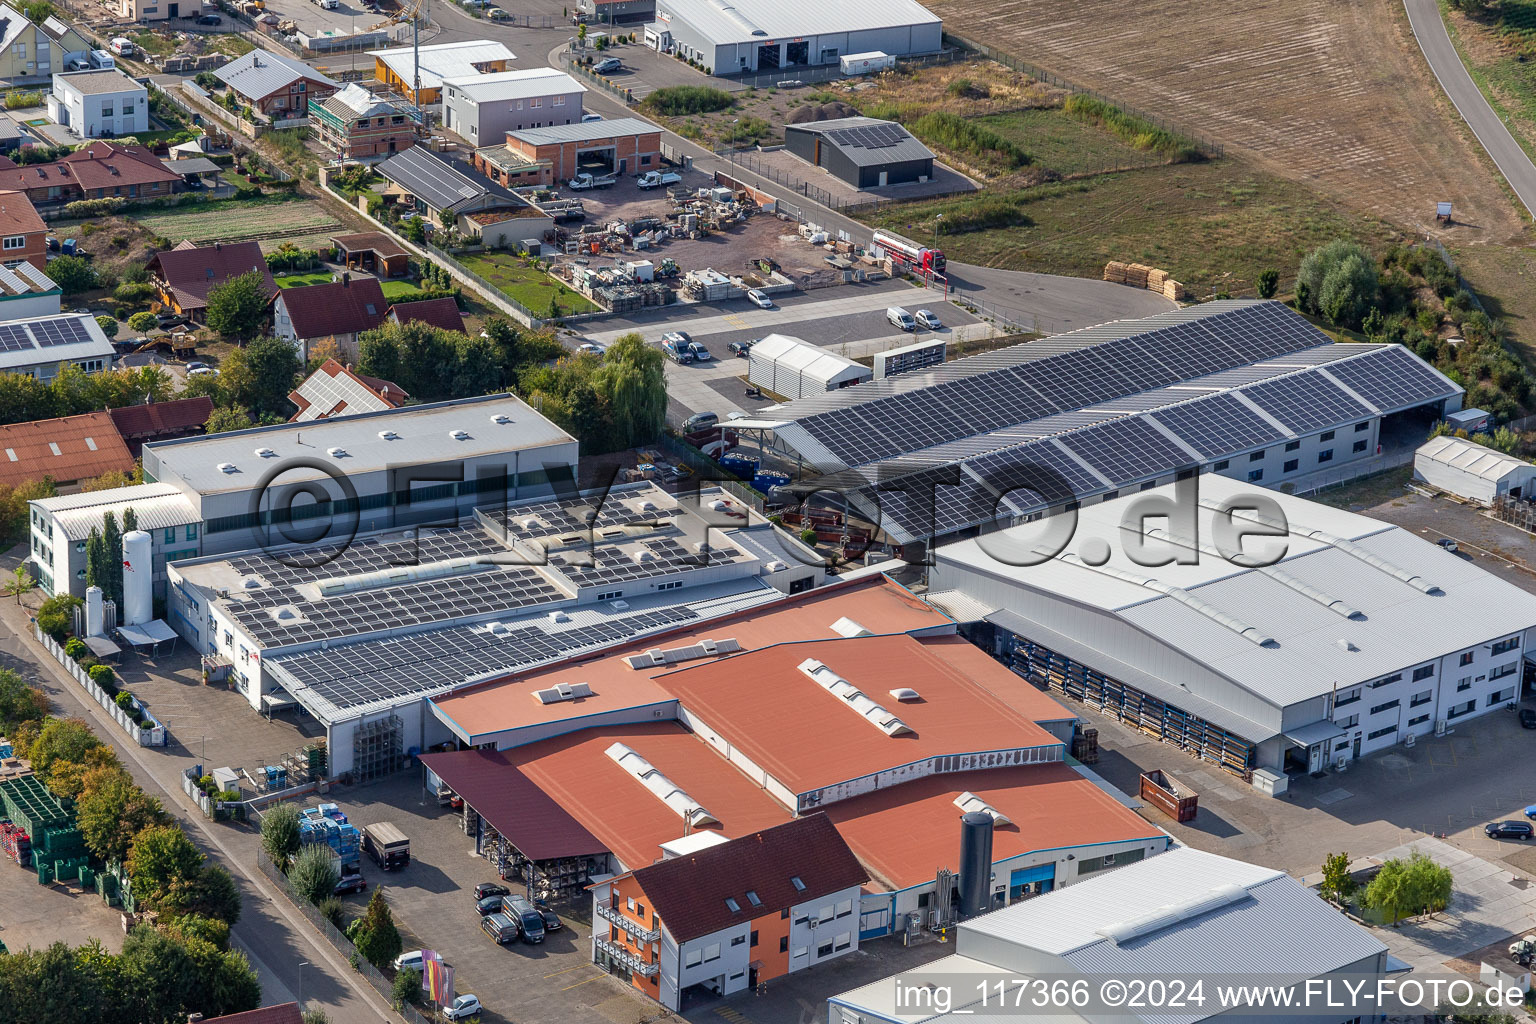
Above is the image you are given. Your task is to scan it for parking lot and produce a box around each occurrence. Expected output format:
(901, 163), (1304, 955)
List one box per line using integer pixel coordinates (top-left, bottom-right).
(578, 42), (737, 101)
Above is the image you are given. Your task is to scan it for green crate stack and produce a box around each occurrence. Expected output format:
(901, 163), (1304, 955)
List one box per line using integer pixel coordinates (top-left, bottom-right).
(0, 776), (79, 857)
(96, 870), (119, 906)
(305, 743), (328, 782)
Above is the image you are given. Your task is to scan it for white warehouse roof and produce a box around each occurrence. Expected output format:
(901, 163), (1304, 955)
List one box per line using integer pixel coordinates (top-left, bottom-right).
(443, 66), (586, 102)
(369, 39), (515, 91)
(657, 0), (940, 45)
(750, 333), (870, 386)
(31, 482), (199, 540)
(938, 473), (1536, 712)
(1416, 434), (1531, 483)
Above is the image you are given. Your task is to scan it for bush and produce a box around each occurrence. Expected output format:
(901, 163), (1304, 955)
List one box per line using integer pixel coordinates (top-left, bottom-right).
(1063, 94), (1201, 161)
(114, 690), (134, 712)
(800, 527), (818, 545)
(64, 637), (86, 660)
(95, 316), (119, 339)
(641, 84), (734, 116)
(1256, 268), (1279, 299)
(946, 77), (990, 99)
(89, 664), (114, 688)
(287, 844), (339, 906)
(909, 112), (1030, 169)
(36, 593), (81, 641)
(260, 803), (302, 871)
(62, 197), (127, 219)
(127, 311), (158, 333)
(933, 195), (1032, 235)
(392, 966), (422, 1008)
(3, 89), (41, 110)
(1297, 239), (1378, 329)
(317, 896), (344, 927)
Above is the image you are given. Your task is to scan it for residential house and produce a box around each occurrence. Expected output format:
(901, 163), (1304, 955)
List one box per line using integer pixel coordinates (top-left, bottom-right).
(388, 296), (465, 335)
(148, 240), (276, 322)
(375, 145), (553, 247)
(308, 83), (421, 161)
(0, 5), (77, 81)
(39, 16), (92, 68)
(0, 141), (183, 206)
(120, 0), (201, 22)
(108, 396), (215, 456)
(48, 68), (148, 139)
(271, 274), (388, 361)
(368, 39), (513, 106)
(216, 48), (339, 119)
(441, 68), (586, 148)
(199, 1003), (303, 1024)
(590, 815), (867, 1012)
(0, 189), (46, 271)
(0, 410), (134, 491)
(288, 357), (408, 421)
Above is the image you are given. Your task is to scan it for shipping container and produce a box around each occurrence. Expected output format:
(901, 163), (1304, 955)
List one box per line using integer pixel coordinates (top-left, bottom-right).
(1139, 769), (1198, 822)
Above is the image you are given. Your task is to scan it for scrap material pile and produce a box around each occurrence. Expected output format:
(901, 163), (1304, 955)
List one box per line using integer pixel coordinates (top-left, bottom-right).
(1105, 260), (1185, 301)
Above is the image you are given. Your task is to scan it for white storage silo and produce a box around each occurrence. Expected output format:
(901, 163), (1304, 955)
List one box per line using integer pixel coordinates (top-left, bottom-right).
(85, 585), (104, 637)
(122, 530), (152, 626)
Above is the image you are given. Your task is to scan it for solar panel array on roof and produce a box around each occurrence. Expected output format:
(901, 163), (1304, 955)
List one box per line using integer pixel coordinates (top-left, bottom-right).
(1150, 393), (1287, 459)
(1324, 345), (1460, 412)
(32, 318), (91, 348)
(0, 323), (28, 352)
(1240, 372), (1371, 435)
(1060, 416), (1196, 484)
(823, 122), (908, 150)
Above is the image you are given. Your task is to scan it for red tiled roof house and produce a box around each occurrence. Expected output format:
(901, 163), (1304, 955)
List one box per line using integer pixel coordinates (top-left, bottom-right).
(272, 274), (388, 362)
(148, 241), (277, 322)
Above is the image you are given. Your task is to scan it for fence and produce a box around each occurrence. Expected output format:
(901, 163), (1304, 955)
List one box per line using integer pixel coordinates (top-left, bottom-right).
(720, 48), (963, 91)
(1291, 449), (1415, 497)
(945, 290), (1056, 337)
(942, 32), (1223, 159)
(560, 53), (636, 106)
(256, 849), (438, 1024)
(711, 146), (968, 214)
(32, 625), (169, 747)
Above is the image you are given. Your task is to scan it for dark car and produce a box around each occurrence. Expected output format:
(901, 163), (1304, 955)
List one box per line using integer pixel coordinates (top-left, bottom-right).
(473, 882), (510, 901)
(1486, 821), (1534, 840)
(1522, 708), (1536, 730)
(334, 872), (367, 896)
(195, 12), (221, 22)
(728, 339), (755, 357)
(535, 904), (562, 931)
(475, 895), (505, 916)
(156, 311), (187, 328)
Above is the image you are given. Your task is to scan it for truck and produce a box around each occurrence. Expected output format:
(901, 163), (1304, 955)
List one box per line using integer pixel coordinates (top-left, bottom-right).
(566, 172), (616, 191)
(361, 821), (410, 871)
(1138, 769), (1198, 823)
(636, 170), (682, 190)
(870, 229), (946, 275)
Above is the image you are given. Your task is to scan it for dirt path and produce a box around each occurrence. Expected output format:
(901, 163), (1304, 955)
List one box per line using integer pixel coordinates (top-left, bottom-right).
(930, 0), (1528, 242)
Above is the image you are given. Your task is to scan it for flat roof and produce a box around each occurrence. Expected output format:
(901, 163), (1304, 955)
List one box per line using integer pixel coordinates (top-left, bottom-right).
(507, 116), (661, 148)
(823, 763), (1166, 890)
(54, 68), (142, 95)
(443, 66), (586, 102)
(369, 39), (514, 91)
(656, 0), (940, 45)
(503, 721), (794, 870)
(144, 393), (573, 495)
(431, 575), (952, 740)
(661, 634), (1063, 798)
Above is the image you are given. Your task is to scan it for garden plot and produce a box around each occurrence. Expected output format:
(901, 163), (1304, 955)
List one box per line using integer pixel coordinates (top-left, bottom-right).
(131, 199), (341, 245)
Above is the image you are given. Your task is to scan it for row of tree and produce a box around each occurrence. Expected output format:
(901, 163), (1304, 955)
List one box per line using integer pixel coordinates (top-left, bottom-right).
(0, 364), (174, 427)
(84, 508), (135, 610)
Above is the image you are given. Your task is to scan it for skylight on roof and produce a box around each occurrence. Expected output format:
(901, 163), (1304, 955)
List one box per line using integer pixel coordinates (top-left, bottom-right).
(745, 890), (761, 907)
(790, 876), (805, 892)
(724, 897), (740, 913)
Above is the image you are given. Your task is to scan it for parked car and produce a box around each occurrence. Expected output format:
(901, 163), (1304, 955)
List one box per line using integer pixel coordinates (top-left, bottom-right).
(687, 340), (712, 361)
(444, 995), (482, 1021)
(486, 5), (510, 16)
(661, 332), (694, 364)
(333, 872), (367, 896)
(185, 360), (208, 372)
(576, 342), (605, 356)
(593, 57), (622, 74)
(1522, 708), (1536, 729)
(886, 306), (917, 330)
(1437, 538), (1459, 553)
(637, 170), (683, 189)
(108, 37), (135, 56)
(480, 912), (518, 944)
(746, 289), (773, 309)
(156, 311), (186, 328)
(475, 895), (506, 916)
(682, 411), (719, 433)
(914, 308), (943, 329)
(393, 950), (425, 972)
(535, 903), (562, 931)
(473, 882), (510, 901)
(187, 366), (218, 377)
(195, 12), (221, 22)
(581, 112), (604, 122)
(503, 895), (546, 943)
(1486, 821), (1534, 840)
(728, 338), (755, 356)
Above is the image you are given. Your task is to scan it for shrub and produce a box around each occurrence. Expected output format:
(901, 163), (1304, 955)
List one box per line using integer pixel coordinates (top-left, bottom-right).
(933, 195), (1032, 235)
(95, 316), (119, 339)
(317, 896), (344, 926)
(1062, 94), (1201, 161)
(392, 966), (422, 1009)
(260, 803), (302, 871)
(62, 197), (127, 219)
(3, 89), (41, 110)
(64, 637), (86, 660)
(641, 84), (734, 116)
(127, 311), (158, 332)
(89, 664), (114, 688)
(800, 527), (818, 545)
(946, 77), (990, 99)
(36, 593), (81, 642)
(1256, 269), (1279, 299)
(288, 845), (339, 906)
(909, 112), (1030, 169)
(114, 690), (134, 712)
(114, 281), (157, 305)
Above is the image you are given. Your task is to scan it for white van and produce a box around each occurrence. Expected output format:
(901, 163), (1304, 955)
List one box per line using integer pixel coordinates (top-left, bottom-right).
(887, 306), (916, 331)
(108, 37), (135, 57)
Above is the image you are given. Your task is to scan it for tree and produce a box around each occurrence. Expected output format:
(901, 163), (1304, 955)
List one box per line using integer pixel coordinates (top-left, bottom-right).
(85, 526), (105, 598)
(287, 843), (339, 906)
(1363, 852), (1453, 925)
(1319, 251), (1378, 329)
(77, 767), (171, 863)
(260, 802), (302, 871)
(352, 888), (403, 969)
(594, 332), (666, 448)
(28, 717), (105, 780)
(392, 966), (422, 1009)
(204, 271), (271, 341)
(127, 311), (157, 333)
(47, 255), (97, 295)
(303, 1010), (334, 1024)
(81, 468), (139, 493)
(21, 0), (54, 22)
(220, 335), (301, 418)
(1256, 268), (1278, 299)
(401, 215), (426, 244)
(306, 336), (341, 373)
(204, 406), (254, 435)
(0, 666), (48, 732)
(0, 371), (53, 424)
(95, 315), (118, 339)
(33, 591), (79, 642)
(3, 564), (35, 603)
(102, 510), (123, 608)
(126, 825), (205, 912)
(1319, 851), (1356, 904)
(170, 863), (242, 924)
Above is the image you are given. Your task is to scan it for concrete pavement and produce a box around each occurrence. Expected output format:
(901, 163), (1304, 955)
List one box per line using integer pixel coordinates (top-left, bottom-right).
(1404, 0), (1536, 219)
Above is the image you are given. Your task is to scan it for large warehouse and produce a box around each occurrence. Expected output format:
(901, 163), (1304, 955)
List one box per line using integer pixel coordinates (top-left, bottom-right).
(930, 473), (1536, 785)
(736, 300), (1464, 548)
(784, 117), (935, 189)
(646, 0), (942, 75)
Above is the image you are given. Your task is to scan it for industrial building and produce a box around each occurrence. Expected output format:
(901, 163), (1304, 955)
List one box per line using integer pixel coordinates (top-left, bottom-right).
(1414, 434), (1536, 504)
(167, 481), (820, 777)
(645, 0), (941, 75)
(441, 68), (586, 148)
(930, 472), (1536, 786)
(783, 117), (935, 189)
(29, 482), (201, 599)
(747, 333), (871, 400)
(0, 311), (115, 380)
(475, 117), (664, 188)
(829, 847), (1390, 1024)
(736, 300), (1463, 548)
(368, 39), (513, 106)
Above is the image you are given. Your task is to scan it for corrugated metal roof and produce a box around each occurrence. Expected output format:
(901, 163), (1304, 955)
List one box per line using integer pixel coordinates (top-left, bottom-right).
(0, 410), (133, 488)
(1416, 434), (1530, 482)
(419, 748), (605, 860)
(507, 116), (660, 147)
(443, 66), (585, 103)
(368, 39), (514, 91)
(750, 333), (870, 385)
(0, 312), (115, 373)
(216, 47), (337, 101)
(36, 482), (199, 540)
(656, 0), (938, 45)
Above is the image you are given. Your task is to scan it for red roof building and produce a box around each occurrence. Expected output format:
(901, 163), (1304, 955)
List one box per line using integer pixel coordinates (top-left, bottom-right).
(594, 815), (866, 1011)
(0, 142), (182, 207)
(200, 1002), (303, 1024)
(0, 410), (134, 490)
(272, 275), (388, 362)
(149, 241), (276, 321)
(288, 358), (409, 422)
(388, 296), (466, 335)
(108, 396), (214, 456)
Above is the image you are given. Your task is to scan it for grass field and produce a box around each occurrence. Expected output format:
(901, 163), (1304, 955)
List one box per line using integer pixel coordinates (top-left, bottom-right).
(971, 108), (1161, 177)
(131, 197), (341, 245)
(456, 253), (599, 316)
(129, 31), (177, 56)
(1440, 1), (1536, 167)
(380, 280), (426, 301)
(864, 160), (1403, 296)
(274, 271), (333, 288)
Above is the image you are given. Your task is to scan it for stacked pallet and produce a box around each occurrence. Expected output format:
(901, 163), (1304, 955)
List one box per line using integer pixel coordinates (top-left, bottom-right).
(1103, 260), (1129, 283)
(1104, 261), (1188, 302)
(1123, 263), (1152, 288)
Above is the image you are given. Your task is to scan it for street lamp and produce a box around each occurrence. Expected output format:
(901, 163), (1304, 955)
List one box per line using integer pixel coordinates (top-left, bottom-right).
(297, 960), (309, 1010)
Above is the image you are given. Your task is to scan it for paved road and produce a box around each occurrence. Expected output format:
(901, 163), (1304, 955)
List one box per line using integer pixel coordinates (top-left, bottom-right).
(1404, 0), (1536, 219)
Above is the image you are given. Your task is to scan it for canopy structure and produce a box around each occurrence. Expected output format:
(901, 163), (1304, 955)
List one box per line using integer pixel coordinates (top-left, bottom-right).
(117, 620), (178, 652)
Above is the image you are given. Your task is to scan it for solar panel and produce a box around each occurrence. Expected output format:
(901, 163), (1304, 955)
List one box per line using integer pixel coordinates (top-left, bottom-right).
(1241, 372), (1371, 435)
(969, 438), (1105, 502)
(1150, 393), (1287, 459)
(1059, 416), (1196, 484)
(1322, 345), (1456, 412)
(32, 317), (91, 348)
(0, 322), (32, 353)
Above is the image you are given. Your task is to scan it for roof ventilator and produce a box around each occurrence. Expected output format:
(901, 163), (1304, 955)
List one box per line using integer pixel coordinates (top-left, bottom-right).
(533, 681), (593, 704)
(798, 658), (913, 737)
(378, 430), (400, 441)
(254, 447), (276, 458)
(449, 429), (470, 440)
(605, 742), (720, 826)
(831, 616), (872, 638)
(1095, 883), (1251, 945)
(1142, 526), (1362, 619)
(953, 791), (1011, 825)
(217, 462), (238, 474)
(624, 637), (741, 669)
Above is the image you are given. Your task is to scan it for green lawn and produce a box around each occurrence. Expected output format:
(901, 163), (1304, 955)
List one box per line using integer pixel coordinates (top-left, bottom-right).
(455, 253), (599, 315)
(379, 280), (426, 301)
(971, 108), (1164, 178)
(274, 271), (335, 288)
